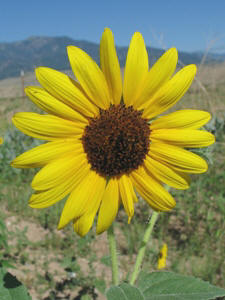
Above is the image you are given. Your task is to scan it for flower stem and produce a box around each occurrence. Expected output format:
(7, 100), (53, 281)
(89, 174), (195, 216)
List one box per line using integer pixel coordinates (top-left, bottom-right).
(107, 224), (119, 285)
(129, 211), (159, 285)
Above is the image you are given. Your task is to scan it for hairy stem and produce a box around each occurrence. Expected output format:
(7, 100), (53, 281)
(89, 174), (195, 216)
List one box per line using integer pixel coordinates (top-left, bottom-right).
(129, 211), (159, 285)
(107, 224), (119, 285)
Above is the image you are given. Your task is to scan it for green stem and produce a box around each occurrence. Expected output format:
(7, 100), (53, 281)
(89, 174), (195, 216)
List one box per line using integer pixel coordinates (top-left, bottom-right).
(107, 224), (119, 285)
(129, 211), (159, 285)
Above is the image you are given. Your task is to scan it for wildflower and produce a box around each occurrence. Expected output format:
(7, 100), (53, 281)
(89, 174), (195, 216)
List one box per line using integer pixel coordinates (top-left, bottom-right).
(158, 243), (168, 269)
(12, 28), (214, 236)
(0, 137), (3, 144)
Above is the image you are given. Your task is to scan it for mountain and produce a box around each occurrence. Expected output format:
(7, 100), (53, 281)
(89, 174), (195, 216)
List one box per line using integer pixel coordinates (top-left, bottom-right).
(0, 36), (225, 80)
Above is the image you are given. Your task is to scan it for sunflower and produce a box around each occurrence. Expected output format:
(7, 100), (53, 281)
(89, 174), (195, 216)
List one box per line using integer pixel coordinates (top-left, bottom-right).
(12, 28), (214, 236)
(158, 243), (168, 270)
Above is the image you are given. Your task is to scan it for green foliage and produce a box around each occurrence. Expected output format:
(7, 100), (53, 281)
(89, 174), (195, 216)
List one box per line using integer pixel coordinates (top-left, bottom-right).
(205, 114), (225, 140)
(0, 216), (14, 269)
(0, 218), (9, 251)
(137, 272), (225, 299)
(106, 272), (225, 300)
(0, 128), (41, 182)
(0, 267), (31, 300)
(107, 283), (144, 300)
(60, 256), (80, 274)
(100, 255), (111, 267)
(81, 295), (93, 300)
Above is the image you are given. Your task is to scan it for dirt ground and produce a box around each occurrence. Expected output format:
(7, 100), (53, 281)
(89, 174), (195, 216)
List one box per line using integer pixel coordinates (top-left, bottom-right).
(4, 210), (112, 299)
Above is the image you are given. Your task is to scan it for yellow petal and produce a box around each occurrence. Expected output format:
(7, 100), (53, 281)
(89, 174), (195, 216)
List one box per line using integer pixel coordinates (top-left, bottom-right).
(25, 86), (88, 124)
(150, 110), (211, 130)
(151, 129), (215, 148)
(35, 67), (98, 117)
(143, 64), (197, 118)
(29, 161), (90, 208)
(100, 28), (122, 105)
(11, 139), (82, 168)
(158, 243), (168, 269)
(131, 166), (176, 211)
(144, 155), (190, 190)
(118, 175), (135, 223)
(96, 178), (120, 234)
(0, 137), (3, 145)
(32, 152), (87, 190)
(73, 213), (96, 237)
(67, 46), (110, 109)
(150, 141), (208, 173)
(123, 32), (149, 106)
(12, 112), (84, 141)
(58, 171), (106, 229)
(135, 48), (178, 109)
(73, 176), (106, 237)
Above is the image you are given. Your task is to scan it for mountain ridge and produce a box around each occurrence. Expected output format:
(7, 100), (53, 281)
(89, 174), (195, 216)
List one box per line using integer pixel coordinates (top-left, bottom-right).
(0, 35), (224, 80)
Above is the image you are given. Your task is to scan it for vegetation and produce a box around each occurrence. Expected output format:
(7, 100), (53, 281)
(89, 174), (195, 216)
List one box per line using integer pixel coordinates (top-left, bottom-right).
(0, 63), (224, 299)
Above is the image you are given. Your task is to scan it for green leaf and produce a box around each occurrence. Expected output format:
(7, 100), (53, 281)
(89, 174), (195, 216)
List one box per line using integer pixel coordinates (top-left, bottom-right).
(106, 283), (144, 300)
(137, 271), (225, 300)
(0, 267), (31, 300)
(0, 261), (15, 270)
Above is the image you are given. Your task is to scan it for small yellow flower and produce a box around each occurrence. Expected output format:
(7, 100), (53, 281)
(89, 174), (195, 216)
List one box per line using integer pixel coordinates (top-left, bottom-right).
(158, 243), (168, 269)
(12, 28), (214, 236)
(0, 137), (3, 145)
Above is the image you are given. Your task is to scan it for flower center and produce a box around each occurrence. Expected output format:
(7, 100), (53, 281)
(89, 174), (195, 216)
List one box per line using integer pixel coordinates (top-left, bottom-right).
(82, 104), (150, 178)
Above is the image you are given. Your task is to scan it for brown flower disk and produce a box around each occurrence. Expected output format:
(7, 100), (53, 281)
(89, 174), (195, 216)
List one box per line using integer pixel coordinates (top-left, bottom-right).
(82, 104), (150, 177)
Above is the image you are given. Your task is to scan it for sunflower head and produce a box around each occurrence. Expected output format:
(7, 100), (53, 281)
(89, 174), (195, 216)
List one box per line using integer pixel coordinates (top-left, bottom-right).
(82, 104), (150, 177)
(158, 243), (168, 269)
(11, 28), (215, 236)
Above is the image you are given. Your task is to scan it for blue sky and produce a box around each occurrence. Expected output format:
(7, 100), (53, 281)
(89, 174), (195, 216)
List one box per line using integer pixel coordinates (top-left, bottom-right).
(1, 0), (225, 52)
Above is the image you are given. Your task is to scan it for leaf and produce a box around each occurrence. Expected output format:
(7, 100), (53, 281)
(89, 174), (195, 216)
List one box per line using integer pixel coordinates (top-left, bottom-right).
(0, 268), (31, 300)
(106, 283), (144, 300)
(1, 261), (15, 270)
(137, 271), (225, 300)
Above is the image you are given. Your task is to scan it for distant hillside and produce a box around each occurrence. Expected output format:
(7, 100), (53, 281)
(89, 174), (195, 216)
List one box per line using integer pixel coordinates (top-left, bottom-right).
(0, 36), (225, 80)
